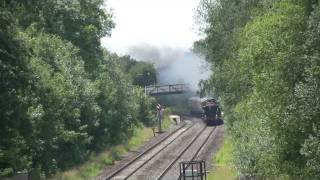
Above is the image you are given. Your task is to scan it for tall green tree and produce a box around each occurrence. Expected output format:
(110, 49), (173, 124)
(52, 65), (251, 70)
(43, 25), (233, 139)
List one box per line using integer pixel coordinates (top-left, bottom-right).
(0, 0), (156, 178)
(129, 62), (157, 87)
(195, 0), (320, 178)
(6, 0), (115, 73)
(0, 7), (32, 177)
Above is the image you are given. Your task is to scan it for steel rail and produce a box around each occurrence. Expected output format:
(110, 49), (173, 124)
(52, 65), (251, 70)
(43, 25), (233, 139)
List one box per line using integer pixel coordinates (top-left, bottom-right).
(105, 121), (194, 180)
(156, 125), (211, 180)
(175, 126), (216, 180)
(122, 123), (195, 180)
(104, 122), (187, 179)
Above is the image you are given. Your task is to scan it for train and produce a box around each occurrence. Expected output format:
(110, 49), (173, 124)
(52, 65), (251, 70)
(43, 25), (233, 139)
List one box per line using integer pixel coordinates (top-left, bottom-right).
(201, 97), (222, 126)
(189, 97), (223, 126)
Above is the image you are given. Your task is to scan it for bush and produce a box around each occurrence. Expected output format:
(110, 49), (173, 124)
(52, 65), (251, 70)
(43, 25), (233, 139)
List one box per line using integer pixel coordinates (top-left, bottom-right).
(195, 0), (320, 178)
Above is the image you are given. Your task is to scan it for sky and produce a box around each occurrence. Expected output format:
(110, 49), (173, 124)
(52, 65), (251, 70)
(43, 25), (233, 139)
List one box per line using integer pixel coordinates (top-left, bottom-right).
(101, 0), (201, 54)
(101, 0), (210, 91)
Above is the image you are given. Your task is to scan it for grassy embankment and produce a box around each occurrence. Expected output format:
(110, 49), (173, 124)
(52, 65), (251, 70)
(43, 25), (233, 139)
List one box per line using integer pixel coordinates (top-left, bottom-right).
(207, 136), (237, 180)
(54, 113), (175, 179)
(207, 136), (293, 180)
(162, 107), (175, 130)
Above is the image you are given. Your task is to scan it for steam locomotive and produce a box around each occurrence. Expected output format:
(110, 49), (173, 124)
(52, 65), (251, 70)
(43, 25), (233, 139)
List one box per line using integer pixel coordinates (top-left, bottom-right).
(189, 97), (222, 126)
(201, 97), (222, 126)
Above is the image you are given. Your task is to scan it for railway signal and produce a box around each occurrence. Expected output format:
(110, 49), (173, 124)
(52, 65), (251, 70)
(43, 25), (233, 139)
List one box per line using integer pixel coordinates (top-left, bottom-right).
(156, 103), (164, 133)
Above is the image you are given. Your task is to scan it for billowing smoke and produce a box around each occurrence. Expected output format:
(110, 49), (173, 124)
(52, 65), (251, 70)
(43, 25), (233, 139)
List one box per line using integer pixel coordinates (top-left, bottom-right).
(128, 43), (210, 92)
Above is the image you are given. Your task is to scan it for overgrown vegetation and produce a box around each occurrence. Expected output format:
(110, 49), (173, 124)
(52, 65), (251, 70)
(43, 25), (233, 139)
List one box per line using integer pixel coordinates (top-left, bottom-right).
(0, 0), (156, 178)
(53, 126), (154, 179)
(161, 108), (175, 130)
(195, 0), (320, 179)
(207, 136), (236, 180)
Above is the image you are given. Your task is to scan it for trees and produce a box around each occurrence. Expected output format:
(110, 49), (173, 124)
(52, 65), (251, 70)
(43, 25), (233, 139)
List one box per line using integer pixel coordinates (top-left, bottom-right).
(21, 32), (94, 173)
(229, 2), (307, 176)
(299, 3), (320, 178)
(11, 0), (114, 73)
(0, 0), (155, 178)
(115, 54), (157, 87)
(195, 0), (320, 178)
(0, 7), (32, 176)
(128, 62), (157, 87)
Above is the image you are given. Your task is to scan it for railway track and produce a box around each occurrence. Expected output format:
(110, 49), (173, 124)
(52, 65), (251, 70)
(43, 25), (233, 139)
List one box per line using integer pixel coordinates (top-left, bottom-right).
(124, 122), (204, 180)
(103, 118), (217, 180)
(105, 121), (196, 180)
(158, 126), (216, 180)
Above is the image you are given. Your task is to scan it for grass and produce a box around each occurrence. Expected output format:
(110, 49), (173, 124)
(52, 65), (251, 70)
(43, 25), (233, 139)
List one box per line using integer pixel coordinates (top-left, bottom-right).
(207, 137), (293, 180)
(53, 126), (154, 180)
(153, 108), (175, 132)
(207, 136), (237, 180)
(162, 113), (174, 130)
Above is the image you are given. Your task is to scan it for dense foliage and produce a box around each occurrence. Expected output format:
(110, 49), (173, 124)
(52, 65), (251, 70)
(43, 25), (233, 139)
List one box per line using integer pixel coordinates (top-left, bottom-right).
(0, 0), (156, 178)
(195, 0), (320, 178)
(116, 55), (157, 87)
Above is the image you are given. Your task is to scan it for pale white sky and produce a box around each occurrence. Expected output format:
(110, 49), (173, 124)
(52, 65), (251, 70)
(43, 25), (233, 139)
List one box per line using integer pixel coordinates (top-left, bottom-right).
(101, 0), (201, 54)
(101, 0), (210, 90)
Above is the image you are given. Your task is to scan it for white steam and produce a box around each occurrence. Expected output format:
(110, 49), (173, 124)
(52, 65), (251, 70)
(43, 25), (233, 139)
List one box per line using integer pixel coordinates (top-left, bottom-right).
(128, 43), (210, 92)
